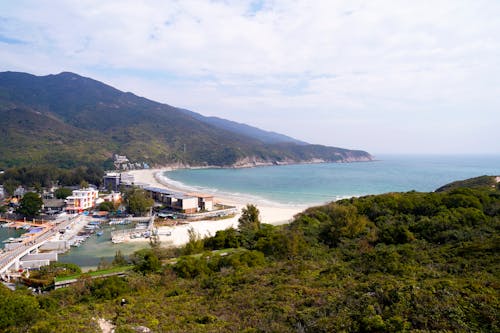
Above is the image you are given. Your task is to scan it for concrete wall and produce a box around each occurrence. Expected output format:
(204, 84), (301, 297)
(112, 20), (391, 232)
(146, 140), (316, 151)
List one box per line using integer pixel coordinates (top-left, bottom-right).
(39, 240), (69, 252)
(20, 259), (50, 269)
(203, 199), (213, 211)
(22, 252), (58, 262)
(4, 243), (23, 251)
(182, 197), (198, 211)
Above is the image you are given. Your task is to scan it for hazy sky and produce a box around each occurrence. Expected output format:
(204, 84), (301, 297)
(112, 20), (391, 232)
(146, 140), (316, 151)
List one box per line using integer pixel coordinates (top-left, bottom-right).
(1, 1), (499, 154)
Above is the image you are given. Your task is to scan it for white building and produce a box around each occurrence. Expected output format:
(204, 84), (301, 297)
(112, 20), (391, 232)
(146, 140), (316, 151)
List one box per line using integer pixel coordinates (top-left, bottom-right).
(66, 188), (99, 213)
(95, 191), (122, 207)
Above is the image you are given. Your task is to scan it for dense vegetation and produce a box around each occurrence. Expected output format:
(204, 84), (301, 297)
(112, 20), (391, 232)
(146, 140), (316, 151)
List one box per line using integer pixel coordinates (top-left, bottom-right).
(0, 71), (372, 169)
(1, 181), (498, 332)
(0, 165), (104, 194)
(435, 175), (499, 192)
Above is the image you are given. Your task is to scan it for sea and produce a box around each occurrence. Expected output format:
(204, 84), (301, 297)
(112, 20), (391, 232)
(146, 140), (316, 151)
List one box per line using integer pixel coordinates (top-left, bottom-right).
(162, 154), (500, 206)
(2, 154), (499, 270)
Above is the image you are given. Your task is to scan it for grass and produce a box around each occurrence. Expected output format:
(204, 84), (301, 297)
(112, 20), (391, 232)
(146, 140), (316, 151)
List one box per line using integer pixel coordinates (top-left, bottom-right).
(54, 265), (134, 283)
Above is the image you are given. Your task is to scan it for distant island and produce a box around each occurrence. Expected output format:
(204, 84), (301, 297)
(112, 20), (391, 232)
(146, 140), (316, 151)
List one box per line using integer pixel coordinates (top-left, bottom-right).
(0, 71), (372, 170)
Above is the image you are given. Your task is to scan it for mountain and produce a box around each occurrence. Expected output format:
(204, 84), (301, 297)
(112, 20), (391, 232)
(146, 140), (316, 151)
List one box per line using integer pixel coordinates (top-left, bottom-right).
(177, 108), (307, 145)
(435, 175), (500, 192)
(0, 71), (373, 169)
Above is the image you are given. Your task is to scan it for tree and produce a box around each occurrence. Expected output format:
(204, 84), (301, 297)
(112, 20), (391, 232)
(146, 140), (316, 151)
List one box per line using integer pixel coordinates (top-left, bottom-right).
(33, 182), (43, 194)
(54, 187), (72, 199)
(182, 227), (205, 255)
(238, 204), (261, 232)
(319, 204), (369, 247)
(2, 179), (19, 197)
(0, 287), (39, 330)
(99, 201), (115, 211)
(17, 192), (43, 218)
(238, 204), (262, 247)
(112, 250), (128, 267)
(132, 249), (161, 275)
(125, 187), (154, 216)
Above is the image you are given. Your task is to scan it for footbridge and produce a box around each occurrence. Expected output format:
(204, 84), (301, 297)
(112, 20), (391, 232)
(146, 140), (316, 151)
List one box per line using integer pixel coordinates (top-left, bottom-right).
(0, 215), (82, 280)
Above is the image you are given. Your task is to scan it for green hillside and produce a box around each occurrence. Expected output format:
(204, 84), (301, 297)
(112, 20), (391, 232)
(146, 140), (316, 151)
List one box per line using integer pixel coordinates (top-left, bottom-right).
(436, 175), (499, 192)
(0, 71), (372, 169)
(1, 179), (498, 332)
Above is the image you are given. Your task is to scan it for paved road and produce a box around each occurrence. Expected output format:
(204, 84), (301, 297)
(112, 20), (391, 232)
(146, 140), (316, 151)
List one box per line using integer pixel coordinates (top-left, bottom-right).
(0, 215), (81, 274)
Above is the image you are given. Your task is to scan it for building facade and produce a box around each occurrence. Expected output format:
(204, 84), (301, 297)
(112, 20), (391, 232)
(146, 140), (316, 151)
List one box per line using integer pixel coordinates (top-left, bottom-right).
(103, 172), (121, 192)
(66, 188), (99, 213)
(144, 187), (200, 214)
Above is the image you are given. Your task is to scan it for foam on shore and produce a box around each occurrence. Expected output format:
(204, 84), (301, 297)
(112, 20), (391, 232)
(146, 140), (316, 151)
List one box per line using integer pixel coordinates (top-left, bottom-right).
(154, 170), (307, 209)
(125, 169), (306, 246)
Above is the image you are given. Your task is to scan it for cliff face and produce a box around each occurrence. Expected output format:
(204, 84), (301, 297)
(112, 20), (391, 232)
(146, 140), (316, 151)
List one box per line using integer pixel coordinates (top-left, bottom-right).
(231, 153), (372, 168)
(0, 71), (373, 168)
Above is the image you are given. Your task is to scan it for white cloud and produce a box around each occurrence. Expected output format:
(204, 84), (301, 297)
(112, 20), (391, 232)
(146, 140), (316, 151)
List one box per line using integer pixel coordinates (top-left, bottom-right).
(0, 0), (499, 153)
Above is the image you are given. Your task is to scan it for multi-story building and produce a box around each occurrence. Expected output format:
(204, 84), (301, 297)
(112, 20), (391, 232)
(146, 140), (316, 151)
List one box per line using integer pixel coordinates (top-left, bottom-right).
(103, 172), (121, 191)
(65, 188), (99, 213)
(144, 187), (213, 213)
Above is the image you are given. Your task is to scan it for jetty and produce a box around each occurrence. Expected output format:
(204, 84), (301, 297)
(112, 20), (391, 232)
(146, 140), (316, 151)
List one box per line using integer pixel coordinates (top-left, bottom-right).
(110, 216), (155, 244)
(0, 215), (83, 280)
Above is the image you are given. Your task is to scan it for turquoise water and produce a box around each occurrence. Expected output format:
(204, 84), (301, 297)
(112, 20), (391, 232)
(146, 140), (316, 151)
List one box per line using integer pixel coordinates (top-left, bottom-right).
(163, 155), (500, 205)
(44, 154), (500, 269)
(0, 227), (26, 249)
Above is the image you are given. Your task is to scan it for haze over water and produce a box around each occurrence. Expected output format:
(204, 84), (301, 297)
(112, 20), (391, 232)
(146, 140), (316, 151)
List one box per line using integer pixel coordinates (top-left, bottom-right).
(164, 155), (500, 206)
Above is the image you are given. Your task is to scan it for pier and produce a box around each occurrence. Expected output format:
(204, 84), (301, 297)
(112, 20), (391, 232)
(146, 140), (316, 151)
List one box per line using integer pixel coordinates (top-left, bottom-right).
(0, 215), (83, 280)
(110, 216), (155, 243)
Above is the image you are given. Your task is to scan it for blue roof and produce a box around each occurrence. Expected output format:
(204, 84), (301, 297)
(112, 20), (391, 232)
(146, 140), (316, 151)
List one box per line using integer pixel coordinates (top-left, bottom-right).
(27, 227), (44, 234)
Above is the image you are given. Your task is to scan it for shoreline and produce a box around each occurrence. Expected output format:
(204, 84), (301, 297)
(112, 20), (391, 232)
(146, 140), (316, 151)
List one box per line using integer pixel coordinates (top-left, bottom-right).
(126, 169), (307, 246)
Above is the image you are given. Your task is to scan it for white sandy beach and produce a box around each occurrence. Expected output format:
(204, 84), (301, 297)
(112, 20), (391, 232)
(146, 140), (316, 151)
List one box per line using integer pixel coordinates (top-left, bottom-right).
(126, 169), (306, 246)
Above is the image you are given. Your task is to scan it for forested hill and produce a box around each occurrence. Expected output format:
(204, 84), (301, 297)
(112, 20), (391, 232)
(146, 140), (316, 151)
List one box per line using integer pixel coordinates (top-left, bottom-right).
(0, 71), (372, 169)
(1, 178), (498, 332)
(435, 175), (500, 192)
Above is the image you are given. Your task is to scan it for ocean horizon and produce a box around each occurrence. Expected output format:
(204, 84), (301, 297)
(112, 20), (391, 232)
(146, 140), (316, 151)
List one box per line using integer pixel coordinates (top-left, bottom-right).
(162, 154), (500, 206)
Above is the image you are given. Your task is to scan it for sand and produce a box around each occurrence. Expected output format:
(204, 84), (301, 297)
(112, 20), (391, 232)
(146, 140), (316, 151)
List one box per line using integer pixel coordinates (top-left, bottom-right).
(126, 169), (306, 246)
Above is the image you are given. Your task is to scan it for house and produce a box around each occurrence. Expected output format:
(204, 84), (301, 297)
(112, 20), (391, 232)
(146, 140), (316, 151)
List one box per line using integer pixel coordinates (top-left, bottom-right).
(120, 173), (135, 186)
(103, 172), (121, 191)
(95, 191), (122, 207)
(65, 188), (99, 213)
(189, 193), (214, 211)
(13, 186), (26, 198)
(114, 154), (129, 164)
(144, 186), (199, 213)
(104, 191), (122, 204)
(171, 194), (198, 214)
(42, 199), (65, 214)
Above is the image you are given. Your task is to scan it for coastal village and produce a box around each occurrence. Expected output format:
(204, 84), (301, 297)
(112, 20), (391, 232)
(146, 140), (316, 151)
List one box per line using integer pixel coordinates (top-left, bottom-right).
(0, 155), (238, 287)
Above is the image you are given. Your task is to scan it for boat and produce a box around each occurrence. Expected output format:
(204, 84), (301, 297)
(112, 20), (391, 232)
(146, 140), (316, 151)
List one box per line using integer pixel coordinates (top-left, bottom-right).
(109, 218), (132, 225)
(96, 231), (103, 236)
(3, 237), (18, 243)
(84, 225), (99, 230)
(112, 238), (124, 244)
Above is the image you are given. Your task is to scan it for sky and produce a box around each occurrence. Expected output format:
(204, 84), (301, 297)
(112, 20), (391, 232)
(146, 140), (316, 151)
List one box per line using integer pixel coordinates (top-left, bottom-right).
(1, 0), (499, 154)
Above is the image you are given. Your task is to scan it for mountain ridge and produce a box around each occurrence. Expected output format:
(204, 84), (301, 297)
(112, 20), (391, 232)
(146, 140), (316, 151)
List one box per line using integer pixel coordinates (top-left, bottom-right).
(0, 71), (373, 169)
